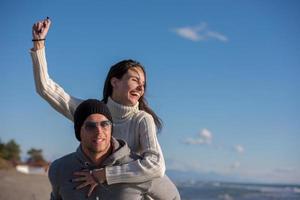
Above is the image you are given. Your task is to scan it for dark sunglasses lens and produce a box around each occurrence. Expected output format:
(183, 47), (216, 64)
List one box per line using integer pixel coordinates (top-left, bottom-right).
(100, 121), (111, 128)
(85, 122), (97, 131)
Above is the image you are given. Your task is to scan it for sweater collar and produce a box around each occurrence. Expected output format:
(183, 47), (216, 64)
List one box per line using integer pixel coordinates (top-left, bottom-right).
(106, 97), (139, 122)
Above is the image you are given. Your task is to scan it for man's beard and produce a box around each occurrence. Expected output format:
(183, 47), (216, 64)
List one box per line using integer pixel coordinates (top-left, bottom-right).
(87, 145), (103, 154)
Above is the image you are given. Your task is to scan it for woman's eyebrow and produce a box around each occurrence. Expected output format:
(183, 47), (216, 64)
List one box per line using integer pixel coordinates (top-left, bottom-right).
(130, 74), (140, 80)
(130, 75), (145, 85)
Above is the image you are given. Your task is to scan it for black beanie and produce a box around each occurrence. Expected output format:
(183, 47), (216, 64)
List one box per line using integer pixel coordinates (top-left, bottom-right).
(73, 99), (113, 141)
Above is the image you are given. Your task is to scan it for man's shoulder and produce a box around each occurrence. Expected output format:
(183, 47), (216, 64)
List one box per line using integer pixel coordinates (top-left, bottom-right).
(49, 152), (76, 171)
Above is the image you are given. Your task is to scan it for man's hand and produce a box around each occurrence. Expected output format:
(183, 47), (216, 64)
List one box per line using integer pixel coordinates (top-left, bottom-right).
(32, 17), (51, 40)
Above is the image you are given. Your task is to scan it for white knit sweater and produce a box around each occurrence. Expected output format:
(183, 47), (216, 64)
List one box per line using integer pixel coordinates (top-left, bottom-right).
(30, 48), (165, 185)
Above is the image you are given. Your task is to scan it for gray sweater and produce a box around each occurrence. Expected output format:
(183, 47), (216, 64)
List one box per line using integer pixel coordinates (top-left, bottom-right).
(49, 138), (180, 200)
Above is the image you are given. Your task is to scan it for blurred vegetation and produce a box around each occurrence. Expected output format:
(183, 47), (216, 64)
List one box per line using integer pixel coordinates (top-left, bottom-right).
(0, 139), (21, 162)
(27, 148), (48, 166)
(0, 157), (13, 169)
(0, 138), (48, 169)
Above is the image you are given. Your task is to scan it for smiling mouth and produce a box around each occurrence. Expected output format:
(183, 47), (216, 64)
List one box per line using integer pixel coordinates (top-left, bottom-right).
(130, 91), (140, 98)
(93, 138), (105, 144)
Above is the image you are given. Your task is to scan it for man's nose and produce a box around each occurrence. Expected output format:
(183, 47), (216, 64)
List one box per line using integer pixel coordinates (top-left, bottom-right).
(94, 126), (103, 134)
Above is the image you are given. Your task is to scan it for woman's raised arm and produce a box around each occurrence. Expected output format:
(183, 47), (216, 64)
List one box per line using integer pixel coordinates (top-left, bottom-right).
(30, 18), (82, 121)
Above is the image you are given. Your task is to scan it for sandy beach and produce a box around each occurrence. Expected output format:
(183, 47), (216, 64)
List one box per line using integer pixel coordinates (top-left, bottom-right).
(0, 169), (51, 200)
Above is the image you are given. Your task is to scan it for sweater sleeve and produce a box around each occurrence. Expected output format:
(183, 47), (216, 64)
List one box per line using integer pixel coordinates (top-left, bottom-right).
(30, 47), (82, 121)
(105, 113), (166, 185)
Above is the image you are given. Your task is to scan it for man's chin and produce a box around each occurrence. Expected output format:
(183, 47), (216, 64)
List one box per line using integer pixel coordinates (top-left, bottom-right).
(88, 146), (104, 154)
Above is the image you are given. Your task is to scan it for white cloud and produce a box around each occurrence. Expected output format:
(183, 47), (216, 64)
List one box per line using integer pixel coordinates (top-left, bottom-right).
(175, 27), (200, 41)
(231, 161), (241, 169)
(185, 138), (206, 145)
(172, 22), (228, 42)
(185, 128), (213, 145)
(200, 128), (212, 143)
(206, 31), (228, 42)
(234, 145), (245, 154)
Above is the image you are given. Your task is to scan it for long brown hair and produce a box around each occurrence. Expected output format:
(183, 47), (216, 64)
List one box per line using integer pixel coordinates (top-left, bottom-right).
(102, 59), (162, 132)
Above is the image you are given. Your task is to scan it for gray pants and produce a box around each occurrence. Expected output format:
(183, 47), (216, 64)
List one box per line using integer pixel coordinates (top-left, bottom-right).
(108, 175), (181, 200)
(144, 175), (181, 200)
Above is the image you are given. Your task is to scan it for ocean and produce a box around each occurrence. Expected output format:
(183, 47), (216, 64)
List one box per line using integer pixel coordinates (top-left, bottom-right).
(176, 181), (300, 200)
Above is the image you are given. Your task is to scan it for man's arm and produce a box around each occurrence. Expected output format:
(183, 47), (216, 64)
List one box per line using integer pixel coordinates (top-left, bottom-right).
(48, 162), (62, 200)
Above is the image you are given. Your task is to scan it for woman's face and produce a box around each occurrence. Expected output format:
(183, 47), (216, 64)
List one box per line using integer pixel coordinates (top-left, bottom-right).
(111, 67), (145, 106)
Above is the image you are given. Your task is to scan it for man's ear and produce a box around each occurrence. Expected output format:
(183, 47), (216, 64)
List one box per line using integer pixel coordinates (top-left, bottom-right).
(110, 77), (118, 88)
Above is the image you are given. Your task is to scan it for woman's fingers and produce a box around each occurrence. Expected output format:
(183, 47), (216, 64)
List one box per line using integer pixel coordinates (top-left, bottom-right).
(72, 170), (93, 182)
(37, 22), (42, 32)
(75, 182), (90, 190)
(32, 23), (39, 33)
(42, 19), (51, 32)
(32, 18), (51, 39)
(32, 24), (37, 34)
(73, 171), (89, 176)
(87, 184), (98, 197)
(44, 18), (51, 26)
(72, 170), (98, 197)
(72, 176), (87, 182)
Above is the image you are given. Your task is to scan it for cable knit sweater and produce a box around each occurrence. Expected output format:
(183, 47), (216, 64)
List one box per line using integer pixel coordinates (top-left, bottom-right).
(30, 48), (165, 185)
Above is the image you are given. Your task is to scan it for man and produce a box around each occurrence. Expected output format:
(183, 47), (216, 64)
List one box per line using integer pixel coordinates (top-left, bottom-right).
(48, 99), (180, 200)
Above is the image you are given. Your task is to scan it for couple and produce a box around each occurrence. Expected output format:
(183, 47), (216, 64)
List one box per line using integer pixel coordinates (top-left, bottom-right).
(30, 18), (181, 199)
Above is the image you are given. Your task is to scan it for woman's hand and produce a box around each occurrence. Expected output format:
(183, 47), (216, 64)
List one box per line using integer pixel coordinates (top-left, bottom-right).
(32, 17), (51, 40)
(32, 17), (51, 50)
(72, 168), (106, 197)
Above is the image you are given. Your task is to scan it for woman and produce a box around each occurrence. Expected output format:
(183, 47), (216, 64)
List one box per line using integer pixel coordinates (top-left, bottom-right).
(30, 18), (180, 199)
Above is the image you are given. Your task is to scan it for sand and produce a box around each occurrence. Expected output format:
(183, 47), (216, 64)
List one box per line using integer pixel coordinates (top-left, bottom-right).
(0, 169), (51, 200)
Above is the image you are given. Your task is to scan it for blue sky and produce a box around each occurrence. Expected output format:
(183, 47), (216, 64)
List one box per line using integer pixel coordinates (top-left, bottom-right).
(1, 0), (299, 184)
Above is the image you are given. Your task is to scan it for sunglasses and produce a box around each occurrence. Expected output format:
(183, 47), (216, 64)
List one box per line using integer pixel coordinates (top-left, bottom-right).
(83, 120), (112, 132)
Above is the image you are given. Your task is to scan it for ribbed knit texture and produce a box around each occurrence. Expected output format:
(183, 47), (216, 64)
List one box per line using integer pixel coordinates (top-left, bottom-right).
(106, 96), (139, 122)
(30, 48), (166, 185)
